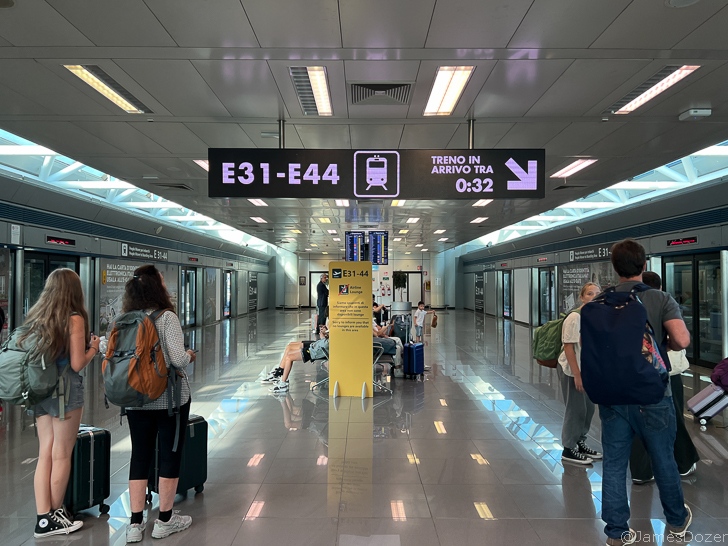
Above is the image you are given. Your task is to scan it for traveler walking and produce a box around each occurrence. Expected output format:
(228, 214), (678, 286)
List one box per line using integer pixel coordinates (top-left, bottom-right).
(316, 273), (329, 329)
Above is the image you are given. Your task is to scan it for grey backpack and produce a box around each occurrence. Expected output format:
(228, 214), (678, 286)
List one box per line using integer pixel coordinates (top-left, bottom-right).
(0, 324), (72, 417)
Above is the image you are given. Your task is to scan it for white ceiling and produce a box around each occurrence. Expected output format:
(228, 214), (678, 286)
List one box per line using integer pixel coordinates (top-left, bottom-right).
(1, 0), (728, 253)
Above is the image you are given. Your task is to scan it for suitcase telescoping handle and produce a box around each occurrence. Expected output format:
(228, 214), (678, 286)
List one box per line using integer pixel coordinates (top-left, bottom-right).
(78, 428), (96, 509)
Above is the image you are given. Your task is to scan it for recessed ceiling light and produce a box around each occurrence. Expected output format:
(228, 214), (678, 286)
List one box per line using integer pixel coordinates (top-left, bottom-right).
(248, 199), (268, 206)
(393, 237), (402, 242)
(471, 217), (488, 223)
(290, 229), (302, 234)
(318, 217), (332, 223)
(438, 238), (449, 242)
(305, 248), (312, 251)
(551, 159), (598, 178)
(434, 230), (446, 234)
(416, 244), (423, 247)
(473, 199), (492, 207)
(311, 243), (318, 247)
(194, 159), (209, 172)
(322, 251), (328, 254)
(406, 218), (420, 223)
(335, 199), (349, 206)
(340, 248), (345, 251)
(333, 237), (341, 241)
(612, 65), (700, 114)
(391, 200), (407, 207)
(424, 66), (475, 116)
(327, 229), (337, 234)
(405, 252), (411, 255)
(421, 248), (428, 252)
(286, 237), (296, 241)
(399, 229), (409, 234)
(290, 66), (333, 116)
(250, 217), (267, 223)
(64, 65), (152, 114)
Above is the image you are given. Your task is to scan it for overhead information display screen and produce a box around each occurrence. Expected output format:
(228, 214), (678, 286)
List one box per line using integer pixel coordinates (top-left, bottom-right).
(368, 231), (388, 265)
(208, 148), (545, 200)
(345, 231), (365, 262)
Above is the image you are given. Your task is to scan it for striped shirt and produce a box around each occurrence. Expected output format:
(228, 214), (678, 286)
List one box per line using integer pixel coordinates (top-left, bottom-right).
(125, 309), (191, 411)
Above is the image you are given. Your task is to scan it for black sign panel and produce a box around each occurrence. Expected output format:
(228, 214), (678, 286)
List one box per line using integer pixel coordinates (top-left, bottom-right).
(667, 236), (698, 247)
(568, 243), (613, 263)
(475, 272), (484, 314)
(345, 231), (365, 261)
(121, 242), (169, 262)
(208, 148), (545, 200)
(248, 272), (258, 312)
(368, 231), (388, 265)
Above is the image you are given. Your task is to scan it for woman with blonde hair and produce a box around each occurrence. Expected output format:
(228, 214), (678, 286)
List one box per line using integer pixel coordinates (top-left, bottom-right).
(23, 268), (100, 537)
(558, 281), (602, 465)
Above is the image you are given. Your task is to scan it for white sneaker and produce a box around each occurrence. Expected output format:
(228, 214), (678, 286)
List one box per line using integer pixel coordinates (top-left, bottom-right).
(151, 512), (192, 539)
(126, 521), (146, 543)
(680, 463), (697, 477)
(269, 380), (289, 393)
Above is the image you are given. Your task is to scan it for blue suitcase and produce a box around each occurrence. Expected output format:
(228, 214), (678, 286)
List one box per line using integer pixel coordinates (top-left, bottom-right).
(403, 343), (424, 378)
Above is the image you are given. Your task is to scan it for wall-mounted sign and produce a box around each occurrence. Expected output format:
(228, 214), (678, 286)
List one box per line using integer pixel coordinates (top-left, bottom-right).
(226, 262), (234, 267)
(299, 276), (306, 286)
(537, 257), (548, 262)
(46, 235), (76, 247)
(121, 242), (169, 262)
(208, 148), (545, 200)
(500, 263), (508, 267)
(667, 236), (698, 247)
(10, 224), (20, 245)
(249, 272), (258, 312)
(188, 257), (199, 262)
(475, 272), (484, 314)
(483, 263), (495, 270)
(568, 243), (612, 263)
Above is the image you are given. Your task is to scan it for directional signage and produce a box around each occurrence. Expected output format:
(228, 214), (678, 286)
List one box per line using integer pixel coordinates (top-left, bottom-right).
(208, 149), (545, 200)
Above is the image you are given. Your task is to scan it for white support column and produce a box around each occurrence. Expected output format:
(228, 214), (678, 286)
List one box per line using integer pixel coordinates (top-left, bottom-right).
(721, 250), (728, 359)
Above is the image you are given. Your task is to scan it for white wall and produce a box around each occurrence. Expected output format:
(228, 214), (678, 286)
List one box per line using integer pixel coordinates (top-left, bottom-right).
(513, 268), (530, 323)
(272, 247), (299, 308)
(464, 273), (475, 310)
(485, 270), (496, 315)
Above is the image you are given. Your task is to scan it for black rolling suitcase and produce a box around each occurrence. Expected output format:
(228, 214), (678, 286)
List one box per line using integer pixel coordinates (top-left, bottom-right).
(64, 426), (111, 516)
(147, 414), (207, 501)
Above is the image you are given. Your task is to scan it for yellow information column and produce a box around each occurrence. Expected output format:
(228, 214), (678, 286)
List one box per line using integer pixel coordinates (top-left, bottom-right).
(329, 261), (373, 398)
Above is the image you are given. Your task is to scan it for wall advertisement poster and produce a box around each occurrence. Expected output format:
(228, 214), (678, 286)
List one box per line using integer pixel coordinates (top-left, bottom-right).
(558, 261), (618, 314)
(475, 272), (484, 314)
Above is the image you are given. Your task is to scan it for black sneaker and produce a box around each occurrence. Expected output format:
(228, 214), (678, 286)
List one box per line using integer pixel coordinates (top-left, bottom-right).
(34, 509), (83, 538)
(577, 441), (603, 460)
(562, 447), (594, 465)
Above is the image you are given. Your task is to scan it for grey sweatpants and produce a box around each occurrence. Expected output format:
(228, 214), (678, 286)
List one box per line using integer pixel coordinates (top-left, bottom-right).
(557, 365), (595, 450)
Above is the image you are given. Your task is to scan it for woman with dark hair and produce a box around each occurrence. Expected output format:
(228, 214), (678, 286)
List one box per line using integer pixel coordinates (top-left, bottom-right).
(121, 265), (196, 543)
(24, 269), (100, 537)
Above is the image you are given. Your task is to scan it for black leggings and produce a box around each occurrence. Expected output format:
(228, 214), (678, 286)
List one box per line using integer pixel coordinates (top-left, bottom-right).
(127, 401), (191, 480)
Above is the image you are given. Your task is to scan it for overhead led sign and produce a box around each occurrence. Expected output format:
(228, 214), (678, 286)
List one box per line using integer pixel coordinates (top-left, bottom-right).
(46, 235), (76, 246)
(667, 236), (698, 247)
(208, 149), (545, 200)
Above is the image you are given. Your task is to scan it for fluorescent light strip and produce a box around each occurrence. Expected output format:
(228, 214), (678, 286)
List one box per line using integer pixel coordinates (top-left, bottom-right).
(307, 67), (333, 116)
(470, 454), (489, 465)
(424, 66), (474, 116)
(421, 248), (428, 252)
(318, 217), (332, 223)
(250, 217), (267, 223)
(407, 454), (420, 464)
(438, 238), (449, 242)
(434, 230), (446, 234)
(399, 229), (409, 234)
(406, 217), (420, 223)
(405, 252), (411, 255)
(247, 454), (265, 467)
(246, 501), (265, 520)
(473, 199), (492, 207)
(393, 237), (402, 242)
(416, 244), (423, 247)
(335, 199), (349, 206)
(391, 501), (407, 521)
(439, 399), (448, 406)
(305, 248), (312, 251)
(290, 229), (302, 234)
(64, 65), (144, 114)
(471, 217), (488, 223)
(333, 237), (341, 241)
(327, 229), (337, 234)
(434, 421), (447, 434)
(322, 251), (328, 255)
(248, 198), (268, 206)
(616, 65), (700, 114)
(550, 159), (598, 178)
(194, 159), (209, 172)
(316, 456), (328, 466)
(391, 200), (407, 207)
(311, 244), (318, 247)
(474, 502), (495, 520)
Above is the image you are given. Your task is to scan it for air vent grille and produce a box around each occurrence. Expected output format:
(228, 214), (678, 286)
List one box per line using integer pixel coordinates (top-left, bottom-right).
(602, 66), (683, 115)
(351, 83), (412, 105)
(81, 65), (153, 114)
(290, 67), (321, 116)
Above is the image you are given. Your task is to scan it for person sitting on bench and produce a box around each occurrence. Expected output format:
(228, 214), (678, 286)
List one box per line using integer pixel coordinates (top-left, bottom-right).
(263, 333), (329, 393)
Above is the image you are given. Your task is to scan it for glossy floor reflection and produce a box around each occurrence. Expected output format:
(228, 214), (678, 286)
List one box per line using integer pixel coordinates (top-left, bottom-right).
(1, 310), (728, 545)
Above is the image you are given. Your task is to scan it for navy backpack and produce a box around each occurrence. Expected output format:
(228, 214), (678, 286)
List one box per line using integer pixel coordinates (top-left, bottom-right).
(580, 284), (670, 406)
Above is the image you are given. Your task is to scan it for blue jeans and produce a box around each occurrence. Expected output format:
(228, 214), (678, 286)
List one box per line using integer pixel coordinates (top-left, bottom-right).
(599, 396), (688, 539)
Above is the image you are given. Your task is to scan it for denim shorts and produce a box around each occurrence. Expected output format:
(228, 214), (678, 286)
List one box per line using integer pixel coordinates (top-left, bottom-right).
(415, 325), (423, 337)
(31, 371), (84, 418)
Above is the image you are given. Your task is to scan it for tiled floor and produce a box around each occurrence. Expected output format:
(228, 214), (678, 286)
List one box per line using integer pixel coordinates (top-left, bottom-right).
(1, 310), (727, 545)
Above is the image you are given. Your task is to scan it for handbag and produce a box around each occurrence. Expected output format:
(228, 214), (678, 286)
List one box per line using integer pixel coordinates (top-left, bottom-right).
(668, 349), (689, 376)
(431, 314), (438, 328)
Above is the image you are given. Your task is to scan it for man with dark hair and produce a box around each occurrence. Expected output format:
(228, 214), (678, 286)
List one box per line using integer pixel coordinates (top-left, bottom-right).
(596, 239), (692, 545)
(316, 273), (329, 329)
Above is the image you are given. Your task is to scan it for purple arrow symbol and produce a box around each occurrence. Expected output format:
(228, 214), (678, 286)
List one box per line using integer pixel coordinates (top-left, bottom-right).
(506, 158), (538, 190)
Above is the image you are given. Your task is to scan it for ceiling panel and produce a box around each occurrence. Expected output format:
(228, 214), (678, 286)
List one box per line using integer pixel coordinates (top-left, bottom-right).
(191, 60), (283, 118)
(267, 60), (348, 120)
(0, 82), (54, 115)
(0, 121), (123, 156)
(582, 122), (676, 157)
(527, 59), (651, 117)
(243, 0), (342, 48)
(426, 0), (533, 48)
(472, 60), (573, 118)
(71, 157), (166, 181)
(590, 0), (725, 50)
(399, 124), (459, 149)
(185, 123), (256, 149)
(543, 122), (626, 157)
(138, 158), (207, 180)
(0, 35), (11, 47)
(145, 0), (258, 47)
(47, 0), (176, 47)
(0, 60), (116, 116)
(349, 125), (404, 149)
(114, 60), (230, 117)
(640, 62), (728, 116)
(344, 61), (421, 83)
(340, 0), (435, 48)
(496, 122), (570, 149)
(72, 122), (171, 155)
(240, 124), (304, 149)
(508, 0), (631, 49)
(447, 122), (517, 150)
(675, 5), (728, 50)
(349, 105), (411, 119)
(630, 123), (728, 159)
(295, 125), (351, 149)
(0, 0), (93, 46)
(127, 122), (208, 155)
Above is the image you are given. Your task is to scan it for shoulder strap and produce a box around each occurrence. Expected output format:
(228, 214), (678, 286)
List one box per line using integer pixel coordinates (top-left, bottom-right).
(150, 308), (171, 322)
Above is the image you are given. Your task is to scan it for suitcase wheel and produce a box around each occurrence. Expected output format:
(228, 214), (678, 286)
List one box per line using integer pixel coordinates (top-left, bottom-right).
(100, 504), (110, 515)
(699, 418), (708, 426)
(195, 485), (204, 494)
